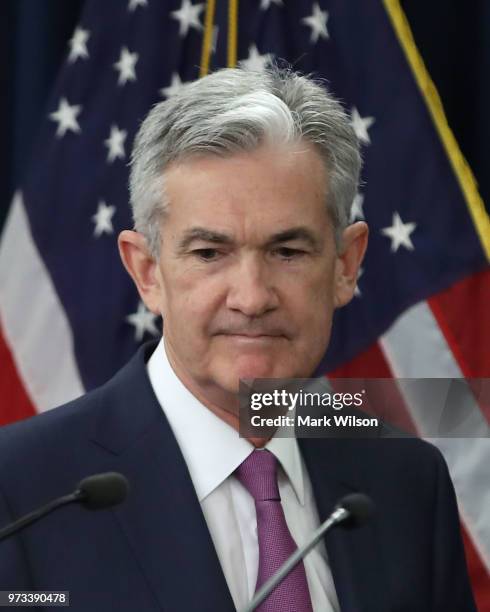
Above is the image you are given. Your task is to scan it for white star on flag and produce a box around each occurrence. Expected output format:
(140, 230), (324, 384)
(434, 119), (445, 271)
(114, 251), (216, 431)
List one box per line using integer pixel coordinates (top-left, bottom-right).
(159, 73), (189, 99)
(240, 44), (274, 71)
(350, 107), (375, 145)
(126, 302), (160, 341)
(128, 0), (148, 10)
(92, 201), (116, 237)
(381, 212), (417, 252)
(350, 193), (365, 222)
(171, 0), (204, 38)
(354, 267), (364, 297)
(301, 3), (329, 44)
(68, 27), (90, 63)
(114, 47), (138, 85)
(104, 125), (127, 163)
(49, 98), (82, 138)
(260, 0), (283, 10)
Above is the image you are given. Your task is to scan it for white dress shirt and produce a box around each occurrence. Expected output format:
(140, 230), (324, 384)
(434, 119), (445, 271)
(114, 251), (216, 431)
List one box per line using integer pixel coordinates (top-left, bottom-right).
(147, 338), (339, 612)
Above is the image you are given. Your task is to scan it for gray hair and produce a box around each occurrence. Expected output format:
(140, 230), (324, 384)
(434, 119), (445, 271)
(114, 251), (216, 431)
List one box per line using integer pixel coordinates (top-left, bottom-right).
(129, 64), (361, 257)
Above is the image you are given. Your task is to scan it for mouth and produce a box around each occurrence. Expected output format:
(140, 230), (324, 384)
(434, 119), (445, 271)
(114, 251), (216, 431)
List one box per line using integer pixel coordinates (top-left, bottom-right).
(219, 333), (285, 342)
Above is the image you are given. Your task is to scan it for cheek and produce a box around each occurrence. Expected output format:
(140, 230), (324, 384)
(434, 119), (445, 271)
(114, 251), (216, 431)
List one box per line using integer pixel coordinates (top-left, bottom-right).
(290, 274), (336, 344)
(293, 268), (336, 316)
(163, 276), (221, 338)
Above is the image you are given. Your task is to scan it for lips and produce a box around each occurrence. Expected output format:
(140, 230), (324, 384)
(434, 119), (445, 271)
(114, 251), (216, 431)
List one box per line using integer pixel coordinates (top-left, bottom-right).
(220, 331), (286, 339)
(225, 333), (279, 338)
(219, 333), (285, 344)
(213, 325), (291, 341)
(217, 326), (288, 337)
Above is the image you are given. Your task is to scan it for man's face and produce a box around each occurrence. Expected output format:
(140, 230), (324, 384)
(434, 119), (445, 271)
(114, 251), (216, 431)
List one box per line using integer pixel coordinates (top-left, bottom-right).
(121, 142), (366, 405)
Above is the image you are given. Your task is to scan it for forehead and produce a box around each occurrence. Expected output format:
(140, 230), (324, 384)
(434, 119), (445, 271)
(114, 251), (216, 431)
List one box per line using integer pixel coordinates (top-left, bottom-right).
(162, 142), (330, 232)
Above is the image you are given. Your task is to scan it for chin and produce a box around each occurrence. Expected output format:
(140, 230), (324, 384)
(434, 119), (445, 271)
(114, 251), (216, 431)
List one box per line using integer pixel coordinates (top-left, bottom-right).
(211, 363), (267, 394)
(229, 361), (301, 390)
(238, 352), (282, 378)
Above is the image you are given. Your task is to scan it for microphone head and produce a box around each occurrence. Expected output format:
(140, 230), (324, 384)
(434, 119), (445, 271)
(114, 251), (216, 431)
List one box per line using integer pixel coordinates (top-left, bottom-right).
(76, 472), (129, 510)
(336, 493), (374, 528)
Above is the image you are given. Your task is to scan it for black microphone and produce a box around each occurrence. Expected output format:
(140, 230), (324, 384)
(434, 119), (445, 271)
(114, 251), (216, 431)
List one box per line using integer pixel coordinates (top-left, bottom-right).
(336, 492), (374, 528)
(0, 472), (129, 542)
(77, 472), (129, 510)
(242, 493), (374, 612)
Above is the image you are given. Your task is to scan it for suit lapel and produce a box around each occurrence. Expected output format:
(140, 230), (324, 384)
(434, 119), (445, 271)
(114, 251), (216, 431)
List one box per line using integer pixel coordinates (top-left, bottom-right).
(89, 342), (235, 612)
(299, 438), (388, 612)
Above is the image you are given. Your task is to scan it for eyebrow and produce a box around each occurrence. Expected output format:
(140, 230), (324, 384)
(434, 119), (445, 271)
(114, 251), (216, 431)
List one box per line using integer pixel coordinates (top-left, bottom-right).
(177, 228), (234, 253)
(266, 227), (321, 250)
(176, 225), (321, 252)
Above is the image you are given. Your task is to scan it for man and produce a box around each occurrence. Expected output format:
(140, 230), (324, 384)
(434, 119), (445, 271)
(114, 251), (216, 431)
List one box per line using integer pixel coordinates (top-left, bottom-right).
(0, 66), (476, 611)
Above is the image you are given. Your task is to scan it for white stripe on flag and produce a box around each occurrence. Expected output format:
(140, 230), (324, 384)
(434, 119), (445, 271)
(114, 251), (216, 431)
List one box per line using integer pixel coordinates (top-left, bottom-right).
(0, 192), (84, 412)
(380, 300), (490, 571)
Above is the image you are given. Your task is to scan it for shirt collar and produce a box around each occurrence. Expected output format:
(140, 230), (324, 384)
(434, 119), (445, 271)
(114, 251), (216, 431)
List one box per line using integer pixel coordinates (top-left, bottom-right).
(147, 338), (305, 505)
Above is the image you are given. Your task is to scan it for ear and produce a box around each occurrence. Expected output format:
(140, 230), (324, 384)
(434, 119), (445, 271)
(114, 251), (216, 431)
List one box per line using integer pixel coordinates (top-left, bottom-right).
(333, 221), (369, 308)
(118, 230), (162, 315)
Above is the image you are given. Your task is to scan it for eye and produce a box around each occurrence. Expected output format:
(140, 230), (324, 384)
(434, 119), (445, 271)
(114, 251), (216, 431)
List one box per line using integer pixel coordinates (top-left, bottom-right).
(192, 248), (221, 261)
(275, 247), (305, 260)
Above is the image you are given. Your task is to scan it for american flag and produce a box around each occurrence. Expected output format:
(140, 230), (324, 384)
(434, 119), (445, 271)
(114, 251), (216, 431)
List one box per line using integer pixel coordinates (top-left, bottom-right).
(0, 0), (489, 606)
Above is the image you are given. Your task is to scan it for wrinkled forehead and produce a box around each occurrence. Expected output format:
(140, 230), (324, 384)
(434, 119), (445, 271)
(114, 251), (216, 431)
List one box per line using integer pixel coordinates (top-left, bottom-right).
(162, 141), (328, 205)
(158, 143), (333, 246)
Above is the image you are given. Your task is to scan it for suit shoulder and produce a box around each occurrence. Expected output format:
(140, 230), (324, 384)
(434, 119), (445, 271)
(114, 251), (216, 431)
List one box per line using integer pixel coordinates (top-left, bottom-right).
(0, 385), (104, 464)
(0, 342), (155, 476)
(371, 435), (449, 476)
(324, 436), (450, 490)
(379, 434), (445, 460)
(358, 438), (453, 506)
(0, 341), (151, 446)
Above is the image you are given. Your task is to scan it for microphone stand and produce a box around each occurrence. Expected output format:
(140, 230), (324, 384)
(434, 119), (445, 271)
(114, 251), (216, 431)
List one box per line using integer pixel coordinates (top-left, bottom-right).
(0, 491), (81, 542)
(242, 506), (348, 612)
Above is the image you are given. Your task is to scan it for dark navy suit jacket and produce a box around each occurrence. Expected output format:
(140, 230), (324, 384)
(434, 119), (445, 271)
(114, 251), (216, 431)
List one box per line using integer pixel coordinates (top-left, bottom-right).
(0, 341), (476, 611)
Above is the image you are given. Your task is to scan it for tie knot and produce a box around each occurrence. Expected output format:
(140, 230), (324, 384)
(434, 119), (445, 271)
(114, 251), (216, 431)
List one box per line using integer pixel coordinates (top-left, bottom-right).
(235, 449), (280, 502)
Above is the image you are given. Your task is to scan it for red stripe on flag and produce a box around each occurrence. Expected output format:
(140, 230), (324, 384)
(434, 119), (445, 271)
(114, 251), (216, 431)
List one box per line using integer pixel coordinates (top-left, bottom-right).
(429, 269), (490, 423)
(328, 340), (394, 377)
(462, 527), (490, 612)
(327, 341), (419, 436)
(0, 326), (37, 425)
(428, 268), (490, 379)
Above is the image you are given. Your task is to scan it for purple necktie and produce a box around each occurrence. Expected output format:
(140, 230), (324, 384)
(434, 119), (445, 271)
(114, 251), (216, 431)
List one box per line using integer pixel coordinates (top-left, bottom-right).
(235, 449), (313, 611)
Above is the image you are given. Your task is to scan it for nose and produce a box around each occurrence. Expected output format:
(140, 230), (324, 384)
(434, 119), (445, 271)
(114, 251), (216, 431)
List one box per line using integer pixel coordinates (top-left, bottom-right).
(226, 254), (279, 317)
